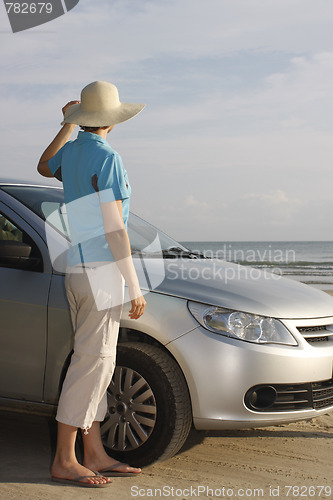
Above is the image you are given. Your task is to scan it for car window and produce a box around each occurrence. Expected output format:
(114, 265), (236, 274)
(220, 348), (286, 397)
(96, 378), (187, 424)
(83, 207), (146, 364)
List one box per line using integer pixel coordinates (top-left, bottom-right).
(1, 185), (189, 255)
(1, 185), (65, 222)
(41, 201), (70, 239)
(0, 213), (23, 242)
(1, 185), (70, 239)
(0, 211), (43, 272)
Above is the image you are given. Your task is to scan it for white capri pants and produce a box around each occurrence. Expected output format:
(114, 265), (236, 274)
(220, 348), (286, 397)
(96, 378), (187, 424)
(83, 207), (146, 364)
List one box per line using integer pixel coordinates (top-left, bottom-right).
(56, 262), (125, 434)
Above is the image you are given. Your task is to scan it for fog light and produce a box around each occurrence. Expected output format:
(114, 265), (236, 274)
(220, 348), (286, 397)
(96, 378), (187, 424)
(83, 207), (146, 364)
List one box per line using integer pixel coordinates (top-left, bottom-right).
(245, 386), (277, 410)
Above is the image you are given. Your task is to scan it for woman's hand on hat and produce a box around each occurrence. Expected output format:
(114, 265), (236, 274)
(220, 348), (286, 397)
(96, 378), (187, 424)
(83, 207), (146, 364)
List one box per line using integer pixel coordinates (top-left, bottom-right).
(62, 100), (80, 118)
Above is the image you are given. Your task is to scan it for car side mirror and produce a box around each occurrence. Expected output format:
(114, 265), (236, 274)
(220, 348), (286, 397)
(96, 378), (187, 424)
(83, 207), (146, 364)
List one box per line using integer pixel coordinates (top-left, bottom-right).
(0, 240), (40, 270)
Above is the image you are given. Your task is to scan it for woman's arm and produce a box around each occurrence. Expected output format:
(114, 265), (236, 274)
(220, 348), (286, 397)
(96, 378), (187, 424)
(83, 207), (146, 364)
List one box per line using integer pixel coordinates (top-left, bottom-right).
(37, 101), (79, 177)
(101, 199), (147, 319)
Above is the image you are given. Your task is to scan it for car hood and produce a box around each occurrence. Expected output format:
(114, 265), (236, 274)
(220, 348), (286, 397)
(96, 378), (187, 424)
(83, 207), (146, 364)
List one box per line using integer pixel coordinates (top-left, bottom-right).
(139, 257), (333, 319)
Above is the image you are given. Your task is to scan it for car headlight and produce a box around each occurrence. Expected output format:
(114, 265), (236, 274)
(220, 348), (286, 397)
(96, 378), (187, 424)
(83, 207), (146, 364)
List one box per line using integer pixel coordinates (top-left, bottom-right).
(188, 301), (297, 346)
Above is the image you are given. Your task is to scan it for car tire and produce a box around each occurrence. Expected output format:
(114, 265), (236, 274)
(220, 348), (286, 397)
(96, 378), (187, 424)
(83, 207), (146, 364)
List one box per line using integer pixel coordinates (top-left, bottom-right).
(100, 342), (192, 466)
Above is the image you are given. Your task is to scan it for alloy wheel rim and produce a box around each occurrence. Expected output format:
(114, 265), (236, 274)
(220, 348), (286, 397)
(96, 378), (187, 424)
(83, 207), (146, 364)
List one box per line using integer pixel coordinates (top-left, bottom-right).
(101, 366), (157, 451)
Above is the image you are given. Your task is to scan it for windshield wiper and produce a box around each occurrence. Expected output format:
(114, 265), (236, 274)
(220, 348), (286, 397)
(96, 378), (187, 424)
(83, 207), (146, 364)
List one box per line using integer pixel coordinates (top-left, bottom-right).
(130, 246), (209, 259)
(131, 247), (149, 256)
(162, 246), (208, 259)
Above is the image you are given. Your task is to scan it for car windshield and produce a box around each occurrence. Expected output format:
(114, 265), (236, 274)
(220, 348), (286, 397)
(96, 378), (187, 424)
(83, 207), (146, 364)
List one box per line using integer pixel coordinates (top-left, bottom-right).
(1, 184), (189, 255)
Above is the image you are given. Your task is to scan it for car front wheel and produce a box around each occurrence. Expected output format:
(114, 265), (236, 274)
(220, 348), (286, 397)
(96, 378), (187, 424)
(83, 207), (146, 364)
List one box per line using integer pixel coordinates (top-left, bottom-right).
(100, 342), (192, 466)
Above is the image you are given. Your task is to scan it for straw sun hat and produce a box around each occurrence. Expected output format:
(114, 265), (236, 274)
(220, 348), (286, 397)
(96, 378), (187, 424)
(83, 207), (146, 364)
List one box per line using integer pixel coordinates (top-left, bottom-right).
(61, 81), (145, 127)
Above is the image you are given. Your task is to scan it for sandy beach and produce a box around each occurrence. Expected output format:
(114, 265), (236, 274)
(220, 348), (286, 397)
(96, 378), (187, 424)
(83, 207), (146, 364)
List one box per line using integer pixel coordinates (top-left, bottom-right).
(0, 411), (332, 500)
(1, 292), (332, 500)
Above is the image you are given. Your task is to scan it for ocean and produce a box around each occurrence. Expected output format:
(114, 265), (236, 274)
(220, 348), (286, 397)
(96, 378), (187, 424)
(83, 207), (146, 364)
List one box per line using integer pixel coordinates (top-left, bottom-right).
(179, 241), (333, 291)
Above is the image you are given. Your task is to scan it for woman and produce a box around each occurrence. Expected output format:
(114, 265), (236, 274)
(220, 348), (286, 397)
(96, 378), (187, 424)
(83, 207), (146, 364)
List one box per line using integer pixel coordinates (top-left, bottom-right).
(38, 81), (146, 487)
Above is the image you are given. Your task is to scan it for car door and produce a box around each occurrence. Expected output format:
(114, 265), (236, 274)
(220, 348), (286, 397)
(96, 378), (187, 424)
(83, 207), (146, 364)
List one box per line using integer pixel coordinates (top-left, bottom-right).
(0, 202), (52, 401)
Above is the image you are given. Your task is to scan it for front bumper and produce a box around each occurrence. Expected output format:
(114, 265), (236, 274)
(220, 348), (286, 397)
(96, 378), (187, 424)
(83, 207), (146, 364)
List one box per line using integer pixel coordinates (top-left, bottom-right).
(167, 319), (333, 430)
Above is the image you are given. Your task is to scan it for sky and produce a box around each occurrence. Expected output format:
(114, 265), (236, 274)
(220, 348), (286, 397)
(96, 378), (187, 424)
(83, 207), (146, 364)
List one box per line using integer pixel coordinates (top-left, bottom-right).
(1, 0), (333, 241)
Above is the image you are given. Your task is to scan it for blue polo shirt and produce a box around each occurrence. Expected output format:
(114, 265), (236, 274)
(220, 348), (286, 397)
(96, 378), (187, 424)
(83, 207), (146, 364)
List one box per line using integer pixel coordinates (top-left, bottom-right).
(48, 131), (131, 265)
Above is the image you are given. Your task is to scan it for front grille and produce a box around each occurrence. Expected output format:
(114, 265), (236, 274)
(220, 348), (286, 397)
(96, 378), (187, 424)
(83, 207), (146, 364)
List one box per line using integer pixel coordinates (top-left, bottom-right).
(312, 379), (333, 409)
(297, 325), (333, 343)
(273, 384), (311, 410)
(245, 377), (333, 412)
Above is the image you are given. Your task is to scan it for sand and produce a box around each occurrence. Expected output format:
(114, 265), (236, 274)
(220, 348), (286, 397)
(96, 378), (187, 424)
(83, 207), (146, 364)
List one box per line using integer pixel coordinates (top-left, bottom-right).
(1, 291), (332, 499)
(0, 412), (332, 500)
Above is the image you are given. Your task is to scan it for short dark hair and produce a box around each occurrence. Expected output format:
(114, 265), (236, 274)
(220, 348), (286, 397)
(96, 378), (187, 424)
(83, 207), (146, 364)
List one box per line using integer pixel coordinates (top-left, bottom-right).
(80, 125), (108, 132)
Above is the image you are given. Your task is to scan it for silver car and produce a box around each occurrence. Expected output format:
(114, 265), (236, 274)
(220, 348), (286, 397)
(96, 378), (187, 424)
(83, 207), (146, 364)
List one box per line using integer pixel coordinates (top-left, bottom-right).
(1, 181), (333, 466)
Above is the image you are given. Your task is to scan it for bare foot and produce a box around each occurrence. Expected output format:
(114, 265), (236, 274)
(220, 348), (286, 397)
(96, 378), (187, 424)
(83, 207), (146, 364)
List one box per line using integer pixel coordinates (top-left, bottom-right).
(84, 456), (141, 475)
(51, 460), (111, 485)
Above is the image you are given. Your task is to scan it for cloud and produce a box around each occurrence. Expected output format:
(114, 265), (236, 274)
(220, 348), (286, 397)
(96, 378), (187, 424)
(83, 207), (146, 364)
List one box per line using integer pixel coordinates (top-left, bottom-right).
(185, 195), (210, 209)
(2, 0), (333, 240)
(2, 0), (333, 86)
(243, 190), (303, 223)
